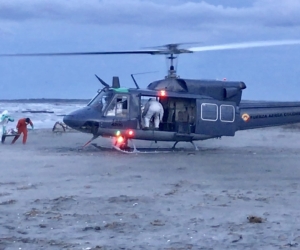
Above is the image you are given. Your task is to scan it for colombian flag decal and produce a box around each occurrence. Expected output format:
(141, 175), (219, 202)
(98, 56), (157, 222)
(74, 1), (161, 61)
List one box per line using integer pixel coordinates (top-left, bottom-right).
(242, 113), (250, 122)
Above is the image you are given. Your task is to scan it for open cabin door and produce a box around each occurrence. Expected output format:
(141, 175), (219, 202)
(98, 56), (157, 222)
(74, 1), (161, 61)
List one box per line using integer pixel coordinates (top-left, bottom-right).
(195, 100), (237, 136)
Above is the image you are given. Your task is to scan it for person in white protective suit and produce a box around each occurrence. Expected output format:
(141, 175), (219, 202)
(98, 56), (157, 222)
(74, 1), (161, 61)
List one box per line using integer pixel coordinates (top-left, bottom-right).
(142, 98), (164, 130)
(0, 110), (14, 143)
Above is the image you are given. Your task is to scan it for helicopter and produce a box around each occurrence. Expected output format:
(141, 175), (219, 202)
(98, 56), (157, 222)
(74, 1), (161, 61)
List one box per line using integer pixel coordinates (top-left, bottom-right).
(2, 40), (300, 152)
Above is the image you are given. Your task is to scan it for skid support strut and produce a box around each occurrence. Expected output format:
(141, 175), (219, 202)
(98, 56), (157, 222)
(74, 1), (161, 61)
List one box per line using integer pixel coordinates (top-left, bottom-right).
(191, 141), (199, 150)
(171, 141), (179, 149)
(172, 141), (199, 150)
(81, 134), (99, 149)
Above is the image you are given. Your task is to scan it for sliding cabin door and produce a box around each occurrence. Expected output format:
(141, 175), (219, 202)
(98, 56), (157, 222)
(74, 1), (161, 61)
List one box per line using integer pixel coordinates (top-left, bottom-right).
(195, 100), (237, 136)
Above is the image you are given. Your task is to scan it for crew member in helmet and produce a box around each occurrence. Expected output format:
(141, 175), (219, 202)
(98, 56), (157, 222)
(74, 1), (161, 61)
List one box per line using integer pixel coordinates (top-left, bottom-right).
(0, 110), (14, 143)
(142, 98), (164, 130)
(11, 118), (34, 144)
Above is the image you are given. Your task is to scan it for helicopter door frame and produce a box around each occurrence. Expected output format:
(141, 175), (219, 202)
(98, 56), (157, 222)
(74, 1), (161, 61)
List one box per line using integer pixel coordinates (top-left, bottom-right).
(195, 100), (236, 136)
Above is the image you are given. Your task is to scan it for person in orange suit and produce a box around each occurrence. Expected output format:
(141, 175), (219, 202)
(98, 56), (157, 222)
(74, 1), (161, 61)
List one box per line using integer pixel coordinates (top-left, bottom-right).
(12, 118), (34, 144)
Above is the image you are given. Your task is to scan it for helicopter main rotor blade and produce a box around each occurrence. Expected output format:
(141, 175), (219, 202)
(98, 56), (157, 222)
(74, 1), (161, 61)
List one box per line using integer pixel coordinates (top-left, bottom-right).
(2, 40), (300, 57)
(0, 50), (160, 57)
(188, 40), (300, 52)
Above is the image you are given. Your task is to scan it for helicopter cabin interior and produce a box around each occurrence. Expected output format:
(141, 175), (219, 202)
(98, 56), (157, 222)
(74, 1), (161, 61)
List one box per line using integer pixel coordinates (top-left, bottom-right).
(139, 93), (236, 136)
(140, 95), (196, 134)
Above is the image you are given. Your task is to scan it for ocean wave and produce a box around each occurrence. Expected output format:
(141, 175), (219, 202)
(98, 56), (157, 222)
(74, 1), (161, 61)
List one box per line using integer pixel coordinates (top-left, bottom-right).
(1, 102), (86, 129)
(0, 98), (89, 104)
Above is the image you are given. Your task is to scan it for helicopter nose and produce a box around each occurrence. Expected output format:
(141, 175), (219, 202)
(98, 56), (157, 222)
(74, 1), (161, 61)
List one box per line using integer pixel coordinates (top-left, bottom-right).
(63, 106), (101, 132)
(63, 114), (83, 129)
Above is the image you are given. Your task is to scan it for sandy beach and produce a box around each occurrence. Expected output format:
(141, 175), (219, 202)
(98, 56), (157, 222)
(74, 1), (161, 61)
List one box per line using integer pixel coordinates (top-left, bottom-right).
(1, 127), (300, 250)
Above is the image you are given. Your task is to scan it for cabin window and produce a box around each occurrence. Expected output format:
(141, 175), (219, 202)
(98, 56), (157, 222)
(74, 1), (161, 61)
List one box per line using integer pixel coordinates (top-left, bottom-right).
(220, 105), (235, 122)
(105, 95), (129, 117)
(201, 103), (218, 121)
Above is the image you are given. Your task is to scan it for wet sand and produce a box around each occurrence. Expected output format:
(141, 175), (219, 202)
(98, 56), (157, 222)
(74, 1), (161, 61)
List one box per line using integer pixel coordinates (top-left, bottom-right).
(1, 127), (300, 249)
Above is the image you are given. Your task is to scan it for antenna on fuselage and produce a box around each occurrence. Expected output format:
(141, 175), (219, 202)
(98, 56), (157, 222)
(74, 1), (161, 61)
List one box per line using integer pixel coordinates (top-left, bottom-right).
(131, 74), (140, 89)
(130, 71), (158, 89)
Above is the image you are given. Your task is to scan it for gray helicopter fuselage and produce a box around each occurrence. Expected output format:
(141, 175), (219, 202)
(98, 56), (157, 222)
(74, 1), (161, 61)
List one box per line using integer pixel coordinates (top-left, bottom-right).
(63, 78), (300, 143)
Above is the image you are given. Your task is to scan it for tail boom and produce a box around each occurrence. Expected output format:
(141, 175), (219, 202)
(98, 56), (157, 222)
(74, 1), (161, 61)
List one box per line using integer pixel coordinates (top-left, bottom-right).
(238, 102), (300, 130)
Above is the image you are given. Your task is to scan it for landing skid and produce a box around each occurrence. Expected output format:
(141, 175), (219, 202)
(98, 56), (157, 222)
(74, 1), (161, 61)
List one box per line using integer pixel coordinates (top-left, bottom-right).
(113, 139), (175, 154)
(91, 141), (199, 154)
(91, 141), (172, 154)
(83, 135), (199, 154)
(112, 145), (173, 154)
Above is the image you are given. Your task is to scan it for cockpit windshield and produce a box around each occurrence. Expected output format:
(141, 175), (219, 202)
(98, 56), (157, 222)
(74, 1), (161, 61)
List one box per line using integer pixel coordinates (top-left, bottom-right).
(88, 89), (114, 111)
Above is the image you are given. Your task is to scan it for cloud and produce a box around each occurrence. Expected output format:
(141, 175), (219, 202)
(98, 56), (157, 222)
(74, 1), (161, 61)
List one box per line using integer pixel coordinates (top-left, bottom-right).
(0, 0), (300, 100)
(0, 0), (300, 31)
(252, 0), (300, 27)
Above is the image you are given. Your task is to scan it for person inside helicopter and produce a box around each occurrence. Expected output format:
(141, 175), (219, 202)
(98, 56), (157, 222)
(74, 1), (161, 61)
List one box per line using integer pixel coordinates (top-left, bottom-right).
(142, 98), (164, 130)
(88, 90), (113, 112)
(106, 96), (128, 117)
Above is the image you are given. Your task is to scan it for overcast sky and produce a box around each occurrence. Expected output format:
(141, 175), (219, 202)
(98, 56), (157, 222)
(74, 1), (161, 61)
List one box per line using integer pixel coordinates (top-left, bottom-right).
(1, 0), (300, 101)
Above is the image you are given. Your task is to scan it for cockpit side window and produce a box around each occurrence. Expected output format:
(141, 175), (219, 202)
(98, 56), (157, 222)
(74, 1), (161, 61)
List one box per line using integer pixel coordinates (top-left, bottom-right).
(88, 90), (113, 112)
(105, 95), (129, 117)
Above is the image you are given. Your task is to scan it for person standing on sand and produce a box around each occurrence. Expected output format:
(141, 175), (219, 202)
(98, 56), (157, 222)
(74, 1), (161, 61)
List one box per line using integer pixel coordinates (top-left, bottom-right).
(12, 118), (34, 144)
(0, 110), (14, 143)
